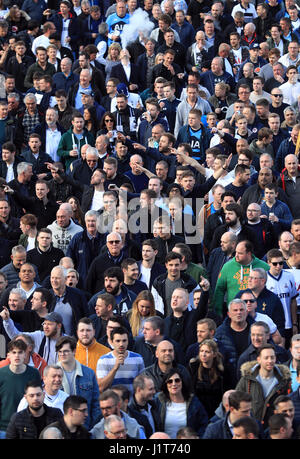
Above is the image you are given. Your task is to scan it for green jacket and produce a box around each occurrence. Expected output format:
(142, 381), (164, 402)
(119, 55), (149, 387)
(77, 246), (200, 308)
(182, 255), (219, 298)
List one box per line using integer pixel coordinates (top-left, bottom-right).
(212, 255), (269, 316)
(186, 262), (207, 284)
(236, 361), (292, 425)
(57, 128), (95, 170)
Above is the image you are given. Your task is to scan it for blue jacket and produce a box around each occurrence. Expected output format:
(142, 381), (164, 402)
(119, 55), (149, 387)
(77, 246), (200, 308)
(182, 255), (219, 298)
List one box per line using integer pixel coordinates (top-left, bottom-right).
(203, 412), (263, 439)
(88, 285), (137, 316)
(49, 12), (80, 52)
(66, 230), (106, 289)
(20, 150), (53, 175)
(58, 360), (100, 430)
(176, 123), (212, 162)
(137, 113), (169, 147)
(52, 71), (79, 95)
(171, 20), (196, 50)
(156, 392), (208, 438)
(199, 70), (236, 95)
(275, 137), (296, 172)
(290, 389), (300, 423)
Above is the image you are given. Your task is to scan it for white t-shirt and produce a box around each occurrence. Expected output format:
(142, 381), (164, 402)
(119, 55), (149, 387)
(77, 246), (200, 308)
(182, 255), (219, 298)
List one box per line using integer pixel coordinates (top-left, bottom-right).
(27, 236), (36, 252)
(164, 402), (187, 439)
(5, 163), (14, 183)
(139, 264), (151, 288)
(266, 270), (298, 329)
(91, 190), (104, 211)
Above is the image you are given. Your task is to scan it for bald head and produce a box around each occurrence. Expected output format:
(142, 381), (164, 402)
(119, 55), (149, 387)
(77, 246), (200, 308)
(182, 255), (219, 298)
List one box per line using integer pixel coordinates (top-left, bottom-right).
(149, 432), (171, 439)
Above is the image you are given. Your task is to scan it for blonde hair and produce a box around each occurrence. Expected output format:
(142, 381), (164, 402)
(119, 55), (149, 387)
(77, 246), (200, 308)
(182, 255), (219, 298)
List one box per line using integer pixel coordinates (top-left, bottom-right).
(196, 339), (224, 384)
(129, 290), (156, 337)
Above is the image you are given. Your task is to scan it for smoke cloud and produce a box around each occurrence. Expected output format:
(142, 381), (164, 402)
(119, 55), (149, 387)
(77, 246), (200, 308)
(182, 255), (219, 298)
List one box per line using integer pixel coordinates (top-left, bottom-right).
(121, 8), (155, 48)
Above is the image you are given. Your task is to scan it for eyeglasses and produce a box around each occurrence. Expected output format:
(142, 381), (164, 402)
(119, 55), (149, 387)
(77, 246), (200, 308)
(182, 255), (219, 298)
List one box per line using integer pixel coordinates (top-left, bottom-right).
(272, 94), (283, 97)
(243, 299), (256, 303)
(248, 276), (263, 280)
(108, 429), (127, 436)
(271, 261), (284, 266)
(75, 408), (88, 413)
(107, 240), (121, 244)
(167, 378), (181, 384)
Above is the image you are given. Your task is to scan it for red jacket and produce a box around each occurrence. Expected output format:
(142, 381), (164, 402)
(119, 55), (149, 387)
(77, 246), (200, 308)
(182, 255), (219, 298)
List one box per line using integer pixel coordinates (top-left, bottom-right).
(0, 352), (47, 377)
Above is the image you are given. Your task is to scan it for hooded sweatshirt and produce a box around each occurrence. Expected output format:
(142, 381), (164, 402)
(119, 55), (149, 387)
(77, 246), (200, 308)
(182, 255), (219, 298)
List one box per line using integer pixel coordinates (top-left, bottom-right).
(213, 255), (269, 315)
(47, 219), (83, 254)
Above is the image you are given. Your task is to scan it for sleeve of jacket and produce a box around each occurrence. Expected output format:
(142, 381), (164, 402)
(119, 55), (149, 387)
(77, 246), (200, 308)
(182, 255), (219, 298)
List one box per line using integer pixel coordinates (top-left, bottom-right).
(89, 371), (101, 427)
(150, 284), (165, 316)
(212, 267), (228, 317)
(86, 258), (99, 294)
(57, 134), (72, 160)
(235, 375), (247, 393)
(5, 412), (19, 439)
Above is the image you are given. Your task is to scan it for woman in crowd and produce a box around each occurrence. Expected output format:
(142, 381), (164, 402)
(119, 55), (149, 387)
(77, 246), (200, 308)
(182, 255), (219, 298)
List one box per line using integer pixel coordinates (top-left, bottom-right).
(105, 43), (121, 81)
(188, 339), (224, 418)
(127, 290), (157, 337)
(156, 368), (208, 439)
(66, 196), (85, 228)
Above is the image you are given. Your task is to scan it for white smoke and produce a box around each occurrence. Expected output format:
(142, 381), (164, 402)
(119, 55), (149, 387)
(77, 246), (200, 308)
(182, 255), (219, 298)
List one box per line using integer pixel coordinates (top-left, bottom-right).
(121, 8), (155, 48)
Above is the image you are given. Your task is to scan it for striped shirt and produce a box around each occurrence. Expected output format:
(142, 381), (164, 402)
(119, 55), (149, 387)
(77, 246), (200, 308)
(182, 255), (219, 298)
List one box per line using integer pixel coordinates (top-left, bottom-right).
(96, 351), (145, 393)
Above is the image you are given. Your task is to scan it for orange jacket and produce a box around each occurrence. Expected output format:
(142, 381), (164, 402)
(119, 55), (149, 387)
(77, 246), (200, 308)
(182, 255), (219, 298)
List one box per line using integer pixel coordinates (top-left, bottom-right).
(75, 339), (110, 374)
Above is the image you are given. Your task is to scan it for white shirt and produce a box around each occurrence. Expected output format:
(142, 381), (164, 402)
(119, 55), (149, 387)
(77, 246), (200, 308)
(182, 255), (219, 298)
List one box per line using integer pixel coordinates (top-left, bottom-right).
(139, 264), (151, 288)
(46, 128), (62, 162)
(17, 390), (69, 413)
(91, 190), (104, 211)
(122, 62), (131, 82)
(279, 80), (300, 105)
(27, 236), (36, 251)
(5, 163), (14, 183)
(111, 92), (142, 110)
(164, 402), (187, 439)
(61, 18), (71, 49)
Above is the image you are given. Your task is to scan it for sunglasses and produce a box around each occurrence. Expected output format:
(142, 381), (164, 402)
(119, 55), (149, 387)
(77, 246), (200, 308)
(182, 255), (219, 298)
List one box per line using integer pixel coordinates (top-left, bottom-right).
(244, 299), (256, 303)
(167, 378), (181, 384)
(271, 261), (283, 266)
(105, 119), (113, 122)
(272, 94), (283, 97)
(107, 240), (121, 244)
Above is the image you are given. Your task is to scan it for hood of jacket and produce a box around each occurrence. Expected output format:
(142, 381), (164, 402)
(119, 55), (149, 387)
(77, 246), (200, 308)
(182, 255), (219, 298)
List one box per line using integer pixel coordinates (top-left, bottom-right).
(240, 360), (291, 381)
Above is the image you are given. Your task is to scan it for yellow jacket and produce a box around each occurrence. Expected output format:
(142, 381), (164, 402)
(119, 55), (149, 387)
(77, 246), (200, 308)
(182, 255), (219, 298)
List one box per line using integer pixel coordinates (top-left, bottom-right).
(75, 339), (110, 374)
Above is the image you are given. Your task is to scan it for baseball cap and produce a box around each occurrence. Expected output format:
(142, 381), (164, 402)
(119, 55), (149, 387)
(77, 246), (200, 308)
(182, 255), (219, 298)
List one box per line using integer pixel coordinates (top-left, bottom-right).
(116, 83), (129, 97)
(80, 88), (95, 96)
(44, 312), (63, 324)
(249, 43), (260, 50)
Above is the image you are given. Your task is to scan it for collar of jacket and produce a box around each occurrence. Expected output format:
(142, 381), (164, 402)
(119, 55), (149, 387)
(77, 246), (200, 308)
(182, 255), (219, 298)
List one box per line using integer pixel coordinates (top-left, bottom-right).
(76, 338), (98, 352)
(57, 359), (83, 392)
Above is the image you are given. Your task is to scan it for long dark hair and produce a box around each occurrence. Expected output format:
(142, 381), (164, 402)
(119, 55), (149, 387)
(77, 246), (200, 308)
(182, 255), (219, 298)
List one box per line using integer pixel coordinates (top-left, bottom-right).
(161, 368), (192, 402)
(99, 111), (116, 131)
(84, 105), (99, 137)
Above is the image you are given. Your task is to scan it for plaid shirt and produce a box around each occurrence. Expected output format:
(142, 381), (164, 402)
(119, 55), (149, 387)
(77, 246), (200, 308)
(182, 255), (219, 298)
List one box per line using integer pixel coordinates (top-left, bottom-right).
(22, 110), (40, 143)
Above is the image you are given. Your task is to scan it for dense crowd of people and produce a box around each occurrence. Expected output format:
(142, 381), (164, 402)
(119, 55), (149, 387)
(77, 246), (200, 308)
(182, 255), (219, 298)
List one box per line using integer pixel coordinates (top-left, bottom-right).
(0, 0), (300, 441)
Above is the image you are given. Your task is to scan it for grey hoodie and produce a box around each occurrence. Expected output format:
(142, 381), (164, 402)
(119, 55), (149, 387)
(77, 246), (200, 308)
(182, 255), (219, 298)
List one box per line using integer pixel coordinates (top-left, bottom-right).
(89, 410), (145, 439)
(174, 96), (212, 137)
(47, 220), (83, 254)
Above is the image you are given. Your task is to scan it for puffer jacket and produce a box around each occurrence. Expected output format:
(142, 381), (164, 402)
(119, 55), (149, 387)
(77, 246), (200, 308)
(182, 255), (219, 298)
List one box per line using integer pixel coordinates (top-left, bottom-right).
(236, 361), (292, 426)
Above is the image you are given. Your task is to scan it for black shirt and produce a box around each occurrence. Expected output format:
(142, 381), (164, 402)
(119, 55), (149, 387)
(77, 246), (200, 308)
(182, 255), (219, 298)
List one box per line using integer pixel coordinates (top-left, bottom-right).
(231, 324), (250, 357)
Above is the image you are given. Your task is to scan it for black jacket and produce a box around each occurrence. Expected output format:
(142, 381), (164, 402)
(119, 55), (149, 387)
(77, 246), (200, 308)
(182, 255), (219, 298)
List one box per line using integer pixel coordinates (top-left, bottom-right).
(44, 417), (90, 439)
(137, 260), (166, 289)
(210, 223), (257, 254)
(26, 245), (65, 281)
(6, 404), (63, 439)
(133, 335), (185, 367)
(86, 251), (126, 295)
(127, 396), (162, 438)
(163, 291), (209, 350)
(11, 190), (59, 229)
(110, 62), (141, 93)
(0, 157), (22, 181)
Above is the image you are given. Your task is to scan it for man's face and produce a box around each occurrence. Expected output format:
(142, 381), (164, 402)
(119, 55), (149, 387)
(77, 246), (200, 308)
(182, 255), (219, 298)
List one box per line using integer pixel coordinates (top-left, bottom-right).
(115, 143), (127, 159)
(279, 233), (294, 252)
(291, 127), (300, 142)
(269, 256), (284, 276)
(156, 222), (171, 239)
(225, 210), (238, 227)
(291, 341), (300, 361)
(19, 264), (35, 283)
(260, 155), (273, 169)
(187, 88), (197, 101)
(103, 162), (117, 179)
(116, 97), (127, 111)
(125, 263), (139, 281)
(106, 235), (122, 256)
(268, 115), (280, 131)
(228, 302), (247, 325)
(28, 136), (41, 152)
(166, 259), (181, 279)
(264, 188), (277, 204)
(130, 156), (143, 175)
(220, 234), (233, 253)
(103, 195), (116, 213)
(12, 251), (26, 269)
(77, 323), (95, 347)
(50, 269), (65, 291)
(35, 183), (48, 200)
(181, 175), (195, 191)
(95, 298), (110, 317)
(248, 272), (265, 291)
(104, 276), (120, 295)
(197, 323), (213, 343)
(188, 113), (201, 129)
(31, 291), (44, 311)
(246, 205), (260, 223)
(43, 367), (63, 393)
(222, 196), (235, 210)
(85, 215), (97, 234)
(158, 135), (171, 153)
(112, 333), (128, 354)
(258, 168), (272, 187)
(8, 293), (25, 310)
(140, 378), (156, 401)
(276, 401), (295, 421)
(285, 155), (298, 175)
(250, 325), (268, 348)
(143, 323), (157, 342)
(100, 397), (118, 418)
(9, 348), (26, 366)
(0, 104), (8, 119)
(148, 178), (161, 194)
(142, 244), (157, 262)
(37, 50), (47, 64)
(287, 68), (297, 83)
(257, 348), (276, 372)
(0, 200), (9, 219)
(72, 116), (84, 132)
(56, 210), (70, 228)
(156, 342), (174, 364)
(171, 289), (187, 312)
(58, 343), (74, 365)
(25, 386), (45, 411)
(241, 292), (257, 314)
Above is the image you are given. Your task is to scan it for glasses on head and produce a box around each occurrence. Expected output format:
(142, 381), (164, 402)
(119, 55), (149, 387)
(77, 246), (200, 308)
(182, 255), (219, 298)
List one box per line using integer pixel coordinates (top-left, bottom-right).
(272, 94), (283, 97)
(271, 261), (284, 266)
(107, 240), (121, 244)
(167, 378), (181, 384)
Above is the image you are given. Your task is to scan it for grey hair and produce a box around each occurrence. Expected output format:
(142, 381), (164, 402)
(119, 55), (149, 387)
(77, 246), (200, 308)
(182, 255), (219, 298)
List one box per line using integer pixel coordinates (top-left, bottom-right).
(85, 210), (99, 219)
(24, 93), (37, 103)
(103, 415), (124, 433)
(43, 364), (63, 378)
(66, 268), (79, 280)
(7, 92), (20, 102)
(86, 146), (99, 158)
(284, 106), (296, 115)
(17, 162), (32, 175)
(228, 298), (247, 311)
(99, 22), (108, 35)
(51, 265), (67, 278)
(14, 333), (35, 348)
(251, 268), (267, 281)
(11, 245), (26, 256)
(40, 426), (63, 439)
(9, 288), (27, 302)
